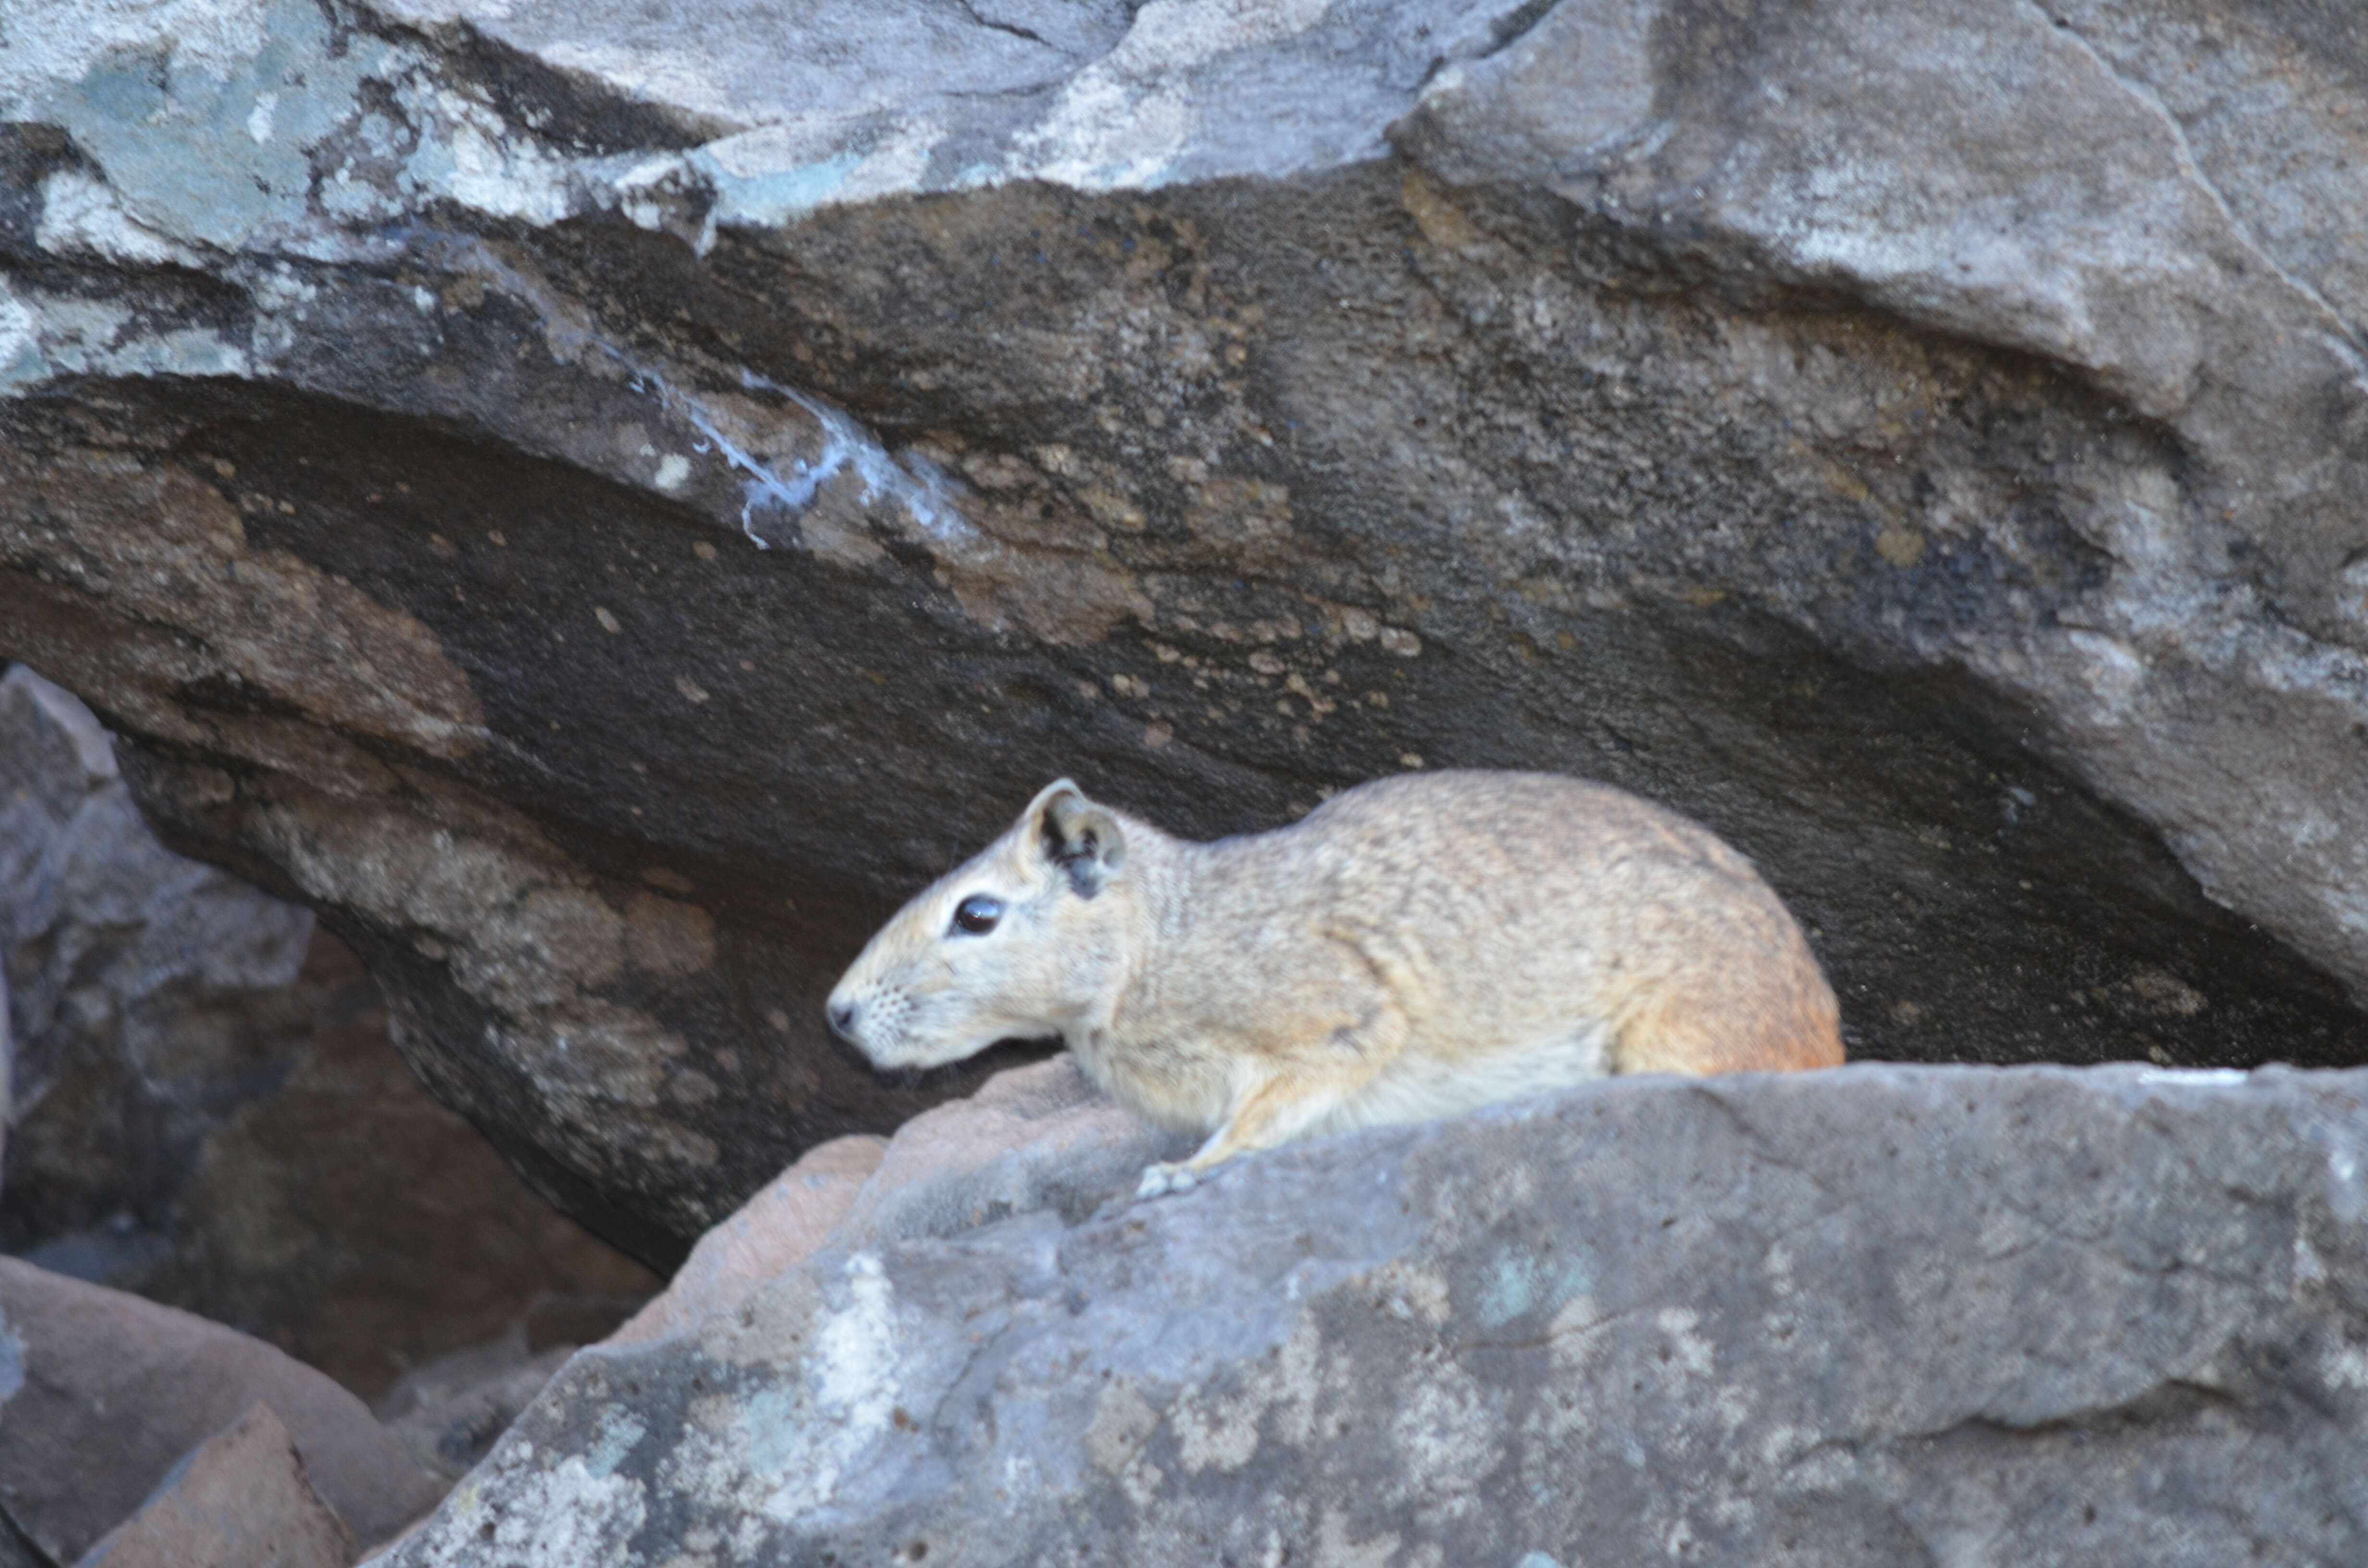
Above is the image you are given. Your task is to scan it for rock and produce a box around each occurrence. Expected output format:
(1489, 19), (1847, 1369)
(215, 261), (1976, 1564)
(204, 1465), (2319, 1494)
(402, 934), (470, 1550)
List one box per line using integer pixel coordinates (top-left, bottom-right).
(0, 664), (315, 1275)
(1, 963), (11, 1201)
(73, 1402), (355, 1568)
(374, 1331), (579, 1485)
(0, 663), (659, 1398)
(384, 1062), (2368, 1566)
(6, 0), (2368, 1265)
(0, 1514), (46, 1568)
(134, 929), (662, 1401)
(611, 1057), (1177, 1346)
(0, 1257), (442, 1563)
(606, 1133), (884, 1348)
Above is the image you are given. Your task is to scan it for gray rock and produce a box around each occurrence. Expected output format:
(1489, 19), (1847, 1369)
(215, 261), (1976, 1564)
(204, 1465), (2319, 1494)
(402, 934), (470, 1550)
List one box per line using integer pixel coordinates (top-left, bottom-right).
(0, 1257), (441, 1562)
(73, 1402), (355, 1568)
(375, 1332), (578, 1486)
(386, 1063), (2368, 1567)
(610, 1057), (1177, 1347)
(0, 664), (314, 1271)
(5, 0), (2367, 1268)
(0, 1512), (48, 1568)
(1, 963), (11, 1201)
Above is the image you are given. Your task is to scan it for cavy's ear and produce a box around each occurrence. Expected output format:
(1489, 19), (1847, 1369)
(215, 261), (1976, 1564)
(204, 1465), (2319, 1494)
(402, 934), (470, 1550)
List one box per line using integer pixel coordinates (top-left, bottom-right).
(1022, 778), (1127, 898)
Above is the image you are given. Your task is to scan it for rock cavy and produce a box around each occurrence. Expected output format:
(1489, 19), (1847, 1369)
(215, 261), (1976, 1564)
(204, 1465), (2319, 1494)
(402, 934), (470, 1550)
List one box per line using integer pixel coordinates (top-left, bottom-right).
(827, 771), (1842, 1197)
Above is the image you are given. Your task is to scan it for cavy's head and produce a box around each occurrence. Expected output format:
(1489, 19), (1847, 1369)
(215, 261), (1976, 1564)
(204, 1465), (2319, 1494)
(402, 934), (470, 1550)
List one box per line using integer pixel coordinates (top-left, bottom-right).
(825, 779), (1134, 1069)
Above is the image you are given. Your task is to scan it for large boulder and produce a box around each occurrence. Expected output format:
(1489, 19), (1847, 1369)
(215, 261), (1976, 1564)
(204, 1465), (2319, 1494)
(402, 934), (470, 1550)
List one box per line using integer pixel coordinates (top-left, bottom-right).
(382, 1061), (2368, 1566)
(6, 0), (2366, 1262)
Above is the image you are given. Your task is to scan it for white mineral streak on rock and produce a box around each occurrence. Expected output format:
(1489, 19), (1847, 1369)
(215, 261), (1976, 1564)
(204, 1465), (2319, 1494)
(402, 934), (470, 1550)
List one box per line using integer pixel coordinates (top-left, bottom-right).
(612, 355), (965, 549)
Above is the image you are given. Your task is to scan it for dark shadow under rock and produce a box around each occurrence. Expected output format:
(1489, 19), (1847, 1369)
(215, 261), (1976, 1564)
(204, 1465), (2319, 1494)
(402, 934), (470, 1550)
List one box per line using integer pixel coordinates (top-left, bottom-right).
(133, 932), (662, 1401)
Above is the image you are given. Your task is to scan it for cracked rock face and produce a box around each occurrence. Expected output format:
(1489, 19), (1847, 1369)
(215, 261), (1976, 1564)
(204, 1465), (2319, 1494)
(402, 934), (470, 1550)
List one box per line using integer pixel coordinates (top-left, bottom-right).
(382, 1062), (2368, 1567)
(5, 0), (2368, 1259)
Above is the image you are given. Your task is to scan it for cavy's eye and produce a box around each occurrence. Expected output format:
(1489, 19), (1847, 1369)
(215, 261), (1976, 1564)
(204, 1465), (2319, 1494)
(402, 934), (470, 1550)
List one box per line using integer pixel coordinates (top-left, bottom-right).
(950, 894), (1003, 936)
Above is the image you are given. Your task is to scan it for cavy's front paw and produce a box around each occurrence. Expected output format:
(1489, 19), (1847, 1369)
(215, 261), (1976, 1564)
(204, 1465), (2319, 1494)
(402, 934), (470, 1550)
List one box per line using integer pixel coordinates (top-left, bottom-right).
(1134, 1160), (1202, 1200)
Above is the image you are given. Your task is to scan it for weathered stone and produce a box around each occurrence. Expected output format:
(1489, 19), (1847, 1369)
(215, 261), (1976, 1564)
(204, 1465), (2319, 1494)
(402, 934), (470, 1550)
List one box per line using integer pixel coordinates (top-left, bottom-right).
(387, 1063), (2368, 1566)
(1, 964), (11, 1200)
(0, 1511), (45, 1568)
(0, 1258), (441, 1563)
(139, 930), (661, 1401)
(5, 0), (2367, 1269)
(74, 1402), (355, 1568)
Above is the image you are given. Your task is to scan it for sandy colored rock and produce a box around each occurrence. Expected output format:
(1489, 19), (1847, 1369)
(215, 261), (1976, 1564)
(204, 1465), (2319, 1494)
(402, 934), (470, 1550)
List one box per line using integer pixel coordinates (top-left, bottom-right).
(608, 1132), (885, 1346)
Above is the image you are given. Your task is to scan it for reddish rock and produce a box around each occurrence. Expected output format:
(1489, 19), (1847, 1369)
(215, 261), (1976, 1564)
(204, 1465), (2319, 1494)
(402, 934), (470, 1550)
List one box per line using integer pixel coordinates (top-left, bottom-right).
(74, 1402), (354, 1568)
(609, 1132), (885, 1347)
(0, 1259), (438, 1563)
(612, 1059), (1178, 1348)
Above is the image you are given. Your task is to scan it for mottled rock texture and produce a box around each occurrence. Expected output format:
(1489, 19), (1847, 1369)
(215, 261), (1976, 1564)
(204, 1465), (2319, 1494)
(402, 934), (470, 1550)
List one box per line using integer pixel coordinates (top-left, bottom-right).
(611, 1057), (1175, 1346)
(6, 0), (2368, 1263)
(386, 1062), (2368, 1567)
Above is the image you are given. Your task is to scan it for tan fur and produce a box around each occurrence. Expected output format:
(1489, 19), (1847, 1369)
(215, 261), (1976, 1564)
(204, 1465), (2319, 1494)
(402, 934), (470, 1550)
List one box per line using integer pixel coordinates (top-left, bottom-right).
(827, 771), (1842, 1197)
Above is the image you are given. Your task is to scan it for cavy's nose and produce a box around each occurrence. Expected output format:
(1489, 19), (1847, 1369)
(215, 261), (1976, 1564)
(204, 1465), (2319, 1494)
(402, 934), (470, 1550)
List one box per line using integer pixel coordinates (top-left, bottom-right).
(826, 1001), (857, 1041)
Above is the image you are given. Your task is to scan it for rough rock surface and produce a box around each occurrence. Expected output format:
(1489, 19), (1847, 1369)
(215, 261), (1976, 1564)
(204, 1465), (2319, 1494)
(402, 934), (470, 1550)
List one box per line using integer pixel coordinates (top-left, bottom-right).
(0, 1257), (440, 1562)
(1, 964), (11, 1193)
(606, 1133), (884, 1349)
(611, 1057), (1177, 1346)
(374, 1332), (579, 1486)
(0, 663), (314, 1274)
(7, 0), (2368, 1261)
(385, 1061), (2368, 1567)
(1, 662), (661, 1399)
(75, 1402), (356, 1568)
